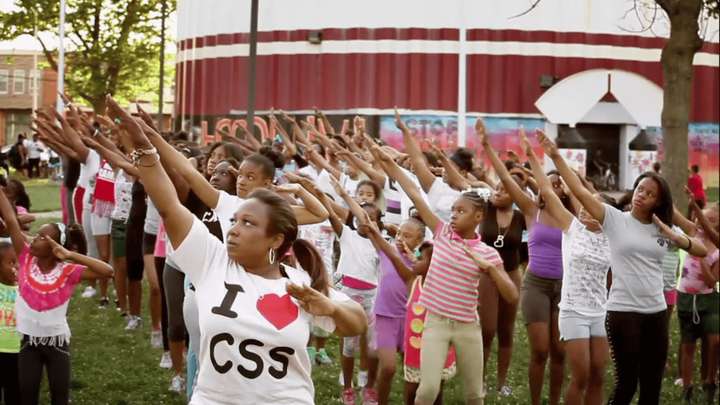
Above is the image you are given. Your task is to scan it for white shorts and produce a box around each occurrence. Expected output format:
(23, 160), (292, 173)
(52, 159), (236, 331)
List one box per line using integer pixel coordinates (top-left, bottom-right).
(340, 286), (376, 357)
(559, 311), (607, 341)
(91, 213), (112, 236)
(82, 206), (99, 258)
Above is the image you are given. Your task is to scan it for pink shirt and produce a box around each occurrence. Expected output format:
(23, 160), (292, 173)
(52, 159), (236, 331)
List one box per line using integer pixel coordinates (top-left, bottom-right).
(419, 222), (503, 323)
(17, 244), (85, 311)
(679, 246), (718, 295)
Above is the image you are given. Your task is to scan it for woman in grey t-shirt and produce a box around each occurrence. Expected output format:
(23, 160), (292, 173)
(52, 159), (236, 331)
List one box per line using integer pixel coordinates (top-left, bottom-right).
(539, 132), (707, 405)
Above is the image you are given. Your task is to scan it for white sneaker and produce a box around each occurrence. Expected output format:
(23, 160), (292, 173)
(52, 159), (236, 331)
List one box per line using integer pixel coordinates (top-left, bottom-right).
(674, 378), (684, 387)
(357, 370), (368, 388)
(159, 351), (172, 369)
(81, 286), (97, 298)
(499, 385), (513, 397)
(151, 330), (163, 348)
(169, 374), (186, 393)
(125, 316), (142, 331)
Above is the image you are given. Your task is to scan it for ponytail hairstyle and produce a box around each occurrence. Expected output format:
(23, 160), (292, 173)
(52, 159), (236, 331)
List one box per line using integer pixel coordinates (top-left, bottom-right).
(248, 189), (330, 295)
(53, 223), (87, 255)
(292, 239), (330, 296)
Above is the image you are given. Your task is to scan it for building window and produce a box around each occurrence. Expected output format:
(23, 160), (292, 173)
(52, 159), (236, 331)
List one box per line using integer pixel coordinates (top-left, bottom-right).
(13, 70), (25, 94)
(27, 69), (38, 92)
(0, 69), (8, 94)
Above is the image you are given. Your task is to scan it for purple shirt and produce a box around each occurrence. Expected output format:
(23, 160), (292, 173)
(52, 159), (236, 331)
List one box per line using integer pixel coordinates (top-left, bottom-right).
(528, 218), (563, 280)
(373, 250), (412, 318)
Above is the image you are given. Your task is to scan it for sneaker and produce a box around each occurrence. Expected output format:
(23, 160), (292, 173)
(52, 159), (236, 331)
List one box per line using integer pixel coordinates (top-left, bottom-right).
(499, 385), (513, 397)
(81, 286), (96, 298)
(357, 370), (368, 388)
(168, 374), (186, 393)
(151, 330), (163, 349)
(98, 297), (109, 309)
(159, 351), (172, 369)
(316, 348), (332, 365)
(362, 387), (378, 405)
(125, 316), (142, 331)
(341, 388), (356, 405)
(675, 378), (685, 387)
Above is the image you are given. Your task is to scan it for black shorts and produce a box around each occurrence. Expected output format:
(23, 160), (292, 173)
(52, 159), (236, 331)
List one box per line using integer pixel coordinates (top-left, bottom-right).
(678, 291), (720, 343)
(143, 232), (157, 256)
(126, 219), (145, 281)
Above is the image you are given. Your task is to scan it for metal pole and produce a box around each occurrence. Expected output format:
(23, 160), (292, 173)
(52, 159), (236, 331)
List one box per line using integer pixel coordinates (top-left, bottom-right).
(32, 11), (38, 111)
(457, 0), (467, 147)
(246, 0), (259, 135)
(56, 0), (66, 113)
(158, 0), (166, 131)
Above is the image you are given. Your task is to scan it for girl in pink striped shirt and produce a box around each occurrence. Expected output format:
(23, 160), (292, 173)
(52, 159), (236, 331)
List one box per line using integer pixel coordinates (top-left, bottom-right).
(373, 143), (519, 405)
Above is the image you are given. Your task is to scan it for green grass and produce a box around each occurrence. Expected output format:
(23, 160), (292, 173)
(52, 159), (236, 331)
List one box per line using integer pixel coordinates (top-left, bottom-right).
(56, 275), (695, 404)
(21, 185), (715, 404)
(24, 179), (62, 213)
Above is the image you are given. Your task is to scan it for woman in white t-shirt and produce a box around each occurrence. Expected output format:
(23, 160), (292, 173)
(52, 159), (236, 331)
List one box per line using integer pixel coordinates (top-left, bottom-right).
(107, 97), (366, 404)
(539, 132), (707, 405)
(522, 133), (611, 405)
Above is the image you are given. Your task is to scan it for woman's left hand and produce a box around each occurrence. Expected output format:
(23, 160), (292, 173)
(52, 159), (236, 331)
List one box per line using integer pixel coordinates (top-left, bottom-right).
(652, 214), (681, 243)
(286, 283), (336, 317)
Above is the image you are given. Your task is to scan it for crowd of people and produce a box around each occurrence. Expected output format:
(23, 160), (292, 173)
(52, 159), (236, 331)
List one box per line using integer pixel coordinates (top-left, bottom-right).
(0, 95), (717, 405)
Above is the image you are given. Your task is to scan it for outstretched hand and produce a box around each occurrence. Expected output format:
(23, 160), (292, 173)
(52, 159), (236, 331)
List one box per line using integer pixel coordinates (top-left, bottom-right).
(519, 126), (533, 156)
(475, 119), (488, 145)
(286, 283), (335, 317)
(105, 95), (152, 150)
(537, 130), (559, 158)
(394, 108), (408, 133)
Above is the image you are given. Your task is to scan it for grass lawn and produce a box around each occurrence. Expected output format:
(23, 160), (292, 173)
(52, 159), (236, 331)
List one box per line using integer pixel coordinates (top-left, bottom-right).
(24, 179), (62, 213)
(56, 271), (694, 404)
(19, 184), (715, 404)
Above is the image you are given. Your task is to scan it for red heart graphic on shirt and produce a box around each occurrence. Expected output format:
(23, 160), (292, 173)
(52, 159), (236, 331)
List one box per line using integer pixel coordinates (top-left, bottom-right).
(256, 294), (299, 330)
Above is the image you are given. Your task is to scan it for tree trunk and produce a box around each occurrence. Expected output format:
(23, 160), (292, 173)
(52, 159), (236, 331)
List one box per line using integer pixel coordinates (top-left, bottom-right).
(659, 0), (703, 213)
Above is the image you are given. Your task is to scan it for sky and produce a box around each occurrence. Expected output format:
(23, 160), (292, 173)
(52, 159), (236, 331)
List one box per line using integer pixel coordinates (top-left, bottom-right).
(0, 0), (177, 52)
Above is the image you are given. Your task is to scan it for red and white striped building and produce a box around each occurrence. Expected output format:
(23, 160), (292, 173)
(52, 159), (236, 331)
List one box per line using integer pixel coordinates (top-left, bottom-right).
(176, 0), (719, 189)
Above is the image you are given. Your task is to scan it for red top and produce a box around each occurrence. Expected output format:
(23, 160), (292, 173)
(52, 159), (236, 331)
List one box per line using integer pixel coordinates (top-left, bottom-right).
(687, 173), (706, 202)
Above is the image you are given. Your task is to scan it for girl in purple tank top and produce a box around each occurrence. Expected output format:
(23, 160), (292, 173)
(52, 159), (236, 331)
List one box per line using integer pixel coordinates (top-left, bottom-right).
(482, 125), (573, 405)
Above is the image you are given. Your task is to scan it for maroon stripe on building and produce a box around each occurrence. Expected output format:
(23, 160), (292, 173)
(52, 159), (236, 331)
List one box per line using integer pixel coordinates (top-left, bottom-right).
(466, 54), (719, 121)
(178, 27), (719, 54)
(175, 53), (718, 122)
(178, 28), (460, 50)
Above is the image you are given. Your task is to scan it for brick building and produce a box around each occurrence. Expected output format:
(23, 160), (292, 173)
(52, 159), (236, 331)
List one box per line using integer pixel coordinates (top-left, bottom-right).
(0, 50), (57, 146)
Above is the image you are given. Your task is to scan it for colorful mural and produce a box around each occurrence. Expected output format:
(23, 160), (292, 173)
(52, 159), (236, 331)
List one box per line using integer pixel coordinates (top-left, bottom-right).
(647, 123), (720, 188)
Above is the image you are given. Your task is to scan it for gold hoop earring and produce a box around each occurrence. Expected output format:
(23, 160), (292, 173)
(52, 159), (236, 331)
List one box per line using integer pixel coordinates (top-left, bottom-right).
(268, 248), (276, 264)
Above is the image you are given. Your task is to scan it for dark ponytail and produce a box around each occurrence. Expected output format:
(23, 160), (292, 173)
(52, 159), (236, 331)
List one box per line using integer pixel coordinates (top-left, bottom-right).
(292, 239), (330, 296)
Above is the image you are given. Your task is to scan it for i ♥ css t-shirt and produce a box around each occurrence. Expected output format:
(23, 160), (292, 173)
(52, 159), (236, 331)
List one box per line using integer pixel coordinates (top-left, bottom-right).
(171, 218), (348, 404)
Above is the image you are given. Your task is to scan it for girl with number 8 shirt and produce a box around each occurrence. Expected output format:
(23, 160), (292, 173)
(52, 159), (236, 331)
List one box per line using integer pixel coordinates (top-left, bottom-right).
(372, 141), (519, 405)
(106, 95), (367, 404)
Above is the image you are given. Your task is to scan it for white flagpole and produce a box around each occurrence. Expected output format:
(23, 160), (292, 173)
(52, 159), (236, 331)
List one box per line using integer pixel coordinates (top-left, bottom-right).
(56, 0), (66, 113)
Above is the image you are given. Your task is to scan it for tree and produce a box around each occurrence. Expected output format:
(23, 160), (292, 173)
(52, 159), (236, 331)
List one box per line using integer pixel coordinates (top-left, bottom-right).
(656, 0), (718, 211)
(0, 0), (176, 113)
(514, 0), (718, 211)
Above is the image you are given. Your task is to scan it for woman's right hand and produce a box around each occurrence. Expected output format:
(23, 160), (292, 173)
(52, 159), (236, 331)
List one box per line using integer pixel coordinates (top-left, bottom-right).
(537, 130), (560, 159)
(105, 95), (153, 150)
